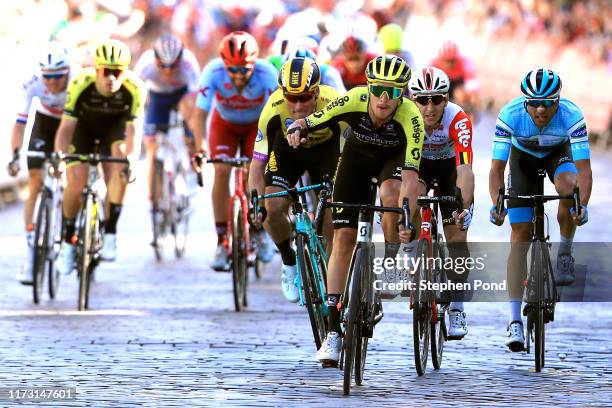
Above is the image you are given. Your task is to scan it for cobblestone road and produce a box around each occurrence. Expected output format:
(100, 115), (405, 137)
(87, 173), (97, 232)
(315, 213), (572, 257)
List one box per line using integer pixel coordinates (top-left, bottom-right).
(1, 115), (611, 406)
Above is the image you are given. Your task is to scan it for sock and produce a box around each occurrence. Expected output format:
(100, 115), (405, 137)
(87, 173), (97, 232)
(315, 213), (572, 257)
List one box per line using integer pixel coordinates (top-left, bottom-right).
(326, 294), (341, 334)
(216, 222), (227, 245)
(105, 203), (123, 234)
(559, 234), (573, 256)
(509, 299), (522, 322)
(384, 241), (400, 261)
(450, 301), (464, 312)
(277, 239), (296, 266)
(63, 218), (76, 243)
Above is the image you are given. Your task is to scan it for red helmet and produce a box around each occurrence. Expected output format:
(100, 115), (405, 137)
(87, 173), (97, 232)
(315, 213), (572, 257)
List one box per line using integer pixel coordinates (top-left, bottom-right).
(341, 36), (365, 54)
(440, 40), (459, 59)
(219, 31), (259, 66)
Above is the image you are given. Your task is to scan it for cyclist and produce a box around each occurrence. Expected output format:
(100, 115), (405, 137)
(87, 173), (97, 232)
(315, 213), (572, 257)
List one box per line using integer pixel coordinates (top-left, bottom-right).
(489, 68), (592, 351)
(282, 46), (346, 93)
(331, 35), (377, 90)
(408, 67), (475, 339)
(287, 55), (424, 366)
(377, 23), (416, 71)
(134, 34), (200, 218)
(249, 57), (346, 302)
(55, 39), (146, 272)
(193, 31), (278, 271)
(8, 42), (73, 284)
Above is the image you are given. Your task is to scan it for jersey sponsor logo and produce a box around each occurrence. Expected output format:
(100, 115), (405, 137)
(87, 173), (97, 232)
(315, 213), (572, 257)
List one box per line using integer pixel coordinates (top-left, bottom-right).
(199, 86), (210, 97)
(573, 142), (589, 150)
(360, 94), (367, 102)
(411, 116), (421, 144)
(256, 129), (263, 142)
(454, 118), (471, 147)
(271, 99), (284, 107)
(223, 82), (233, 90)
(494, 125), (510, 137)
(494, 142), (509, 150)
(571, 126), (587, 138)
(313, 109), (324, 119)
(268, 151), (278, 172)
(327, 95), (350, 111)
(411, 147), (421, 161)
(215, 91), (265, 110)
(22, 75), (37, 90)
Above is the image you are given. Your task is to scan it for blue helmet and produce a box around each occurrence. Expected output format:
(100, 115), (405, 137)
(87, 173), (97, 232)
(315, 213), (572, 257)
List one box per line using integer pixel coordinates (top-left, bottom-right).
(520, 68), (562, 99)
(282, 46), (317, 63)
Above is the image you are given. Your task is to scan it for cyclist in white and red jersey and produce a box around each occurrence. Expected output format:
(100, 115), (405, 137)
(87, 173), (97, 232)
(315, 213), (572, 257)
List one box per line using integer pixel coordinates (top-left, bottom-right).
(134, 34), (200, 209)
(193, 31), (278, 271)
(7, 42), (74, 285)
(408, 66), (475, 339)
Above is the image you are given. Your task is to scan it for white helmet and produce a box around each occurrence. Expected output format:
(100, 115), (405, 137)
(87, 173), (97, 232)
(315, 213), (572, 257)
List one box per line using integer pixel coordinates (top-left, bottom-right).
(39, 41), (70, 73)
(408, 67), (450, 95)
(153, 34), (183, 65)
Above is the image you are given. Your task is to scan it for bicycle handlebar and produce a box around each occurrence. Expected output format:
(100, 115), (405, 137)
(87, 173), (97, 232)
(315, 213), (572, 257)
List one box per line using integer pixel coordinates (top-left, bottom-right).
(192, 154), (250, 188)
(60, 153), (130, 165)
(496, 186), (581, 217)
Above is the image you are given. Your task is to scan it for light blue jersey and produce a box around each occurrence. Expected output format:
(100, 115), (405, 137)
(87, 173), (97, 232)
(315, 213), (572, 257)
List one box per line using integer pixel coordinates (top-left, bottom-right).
(492, 97), (590, 161)
(196, 58), (278, 124)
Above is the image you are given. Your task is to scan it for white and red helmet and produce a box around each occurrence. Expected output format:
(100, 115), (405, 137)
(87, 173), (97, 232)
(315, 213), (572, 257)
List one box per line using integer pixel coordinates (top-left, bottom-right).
(408, 67), (450, 95)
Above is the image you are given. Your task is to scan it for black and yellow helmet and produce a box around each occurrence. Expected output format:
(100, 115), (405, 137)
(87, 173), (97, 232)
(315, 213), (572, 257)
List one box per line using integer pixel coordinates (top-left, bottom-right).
(278, 57), (321, 94)
(95, 39), (131, 68)
(365, 55), (411, 87)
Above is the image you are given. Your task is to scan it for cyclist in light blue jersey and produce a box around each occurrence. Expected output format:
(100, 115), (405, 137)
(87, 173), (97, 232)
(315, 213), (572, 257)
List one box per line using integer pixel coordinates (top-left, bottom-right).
(489, 68), (592, 351)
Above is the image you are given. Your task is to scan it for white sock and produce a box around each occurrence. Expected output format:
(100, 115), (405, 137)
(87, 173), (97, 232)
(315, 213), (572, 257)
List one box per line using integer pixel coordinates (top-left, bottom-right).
(450, 301), (464, 312)
(509, 299), (522, 322)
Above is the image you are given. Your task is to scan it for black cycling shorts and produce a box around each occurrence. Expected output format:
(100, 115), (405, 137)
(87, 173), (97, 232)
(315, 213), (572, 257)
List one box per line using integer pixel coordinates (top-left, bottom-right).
(507, 142), (576, 223)
(27, 112), (60, 169)
(418, 157), (458, 226)
(69, 119), (127, 156)
(332, 137), (405, 229)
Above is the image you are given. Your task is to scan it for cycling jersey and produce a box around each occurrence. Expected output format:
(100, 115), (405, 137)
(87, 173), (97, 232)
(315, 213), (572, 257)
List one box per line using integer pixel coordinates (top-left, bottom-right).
(331, 53), (377, 90)
(304, 86), (424, 171)
(17, 70), (75, 122)
(492, 97), (590, 161)
(134, 49), (200, 94)
(430, 55), (479, 95)
(422, 101), (473, 165)
(253, 85), (346, 162)
(195, 58), (278, 124)
(63, 68), (145, 125)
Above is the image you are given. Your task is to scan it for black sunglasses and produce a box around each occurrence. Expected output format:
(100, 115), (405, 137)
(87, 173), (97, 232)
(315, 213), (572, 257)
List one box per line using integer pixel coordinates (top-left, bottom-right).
(414, 94), (446, 105)
(284, 92), (315, 103)
(102, 67), (125, 78)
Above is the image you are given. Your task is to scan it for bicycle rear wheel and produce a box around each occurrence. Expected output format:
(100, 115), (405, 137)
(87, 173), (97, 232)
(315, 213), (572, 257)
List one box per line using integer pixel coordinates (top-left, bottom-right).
(431, 236), (447, 370)
(77, 196), (95, 311)
(413, 239), (432, 376)
(151, 160), (166, 261)
(172, 174), (190, 259)
(48, 194), (62, 299)
(296, 234), (327, 350)
(32, 193), (49, 304)
(231, 197), (248, 311)
(343, 248), (365, 395)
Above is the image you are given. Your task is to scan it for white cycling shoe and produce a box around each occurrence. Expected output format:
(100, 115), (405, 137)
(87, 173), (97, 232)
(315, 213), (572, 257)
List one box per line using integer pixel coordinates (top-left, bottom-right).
(316, 332), (342, 367)
(505, 320), (525, 352)
(211, 245), (229, 271)
(447, 309), (468, 339)
(256, 231), (275, 263)
(57, 243), (76, 275)
(101, 233), (117, 261)
(281, 264), (299, 303)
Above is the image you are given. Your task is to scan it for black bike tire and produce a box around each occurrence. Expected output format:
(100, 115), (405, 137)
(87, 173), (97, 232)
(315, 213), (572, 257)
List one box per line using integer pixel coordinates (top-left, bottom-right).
(48, 194), (62, 299)
(231, 198), (247, 311)
(431, 237), (446, 370)
(32, 192), (49, 304)
(354, 246), (372, 386)
(151, 160), (165, 262)
(343, 248), (364, 395)
(413, 239), (431, 376)
(534, 241), (545, 372)
(77, 197), (92, 311)
(296, 234), (327, 350)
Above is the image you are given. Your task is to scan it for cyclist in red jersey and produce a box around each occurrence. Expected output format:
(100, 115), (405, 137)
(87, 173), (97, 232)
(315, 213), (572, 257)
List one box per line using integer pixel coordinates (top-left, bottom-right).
(331, 36), (377, 90)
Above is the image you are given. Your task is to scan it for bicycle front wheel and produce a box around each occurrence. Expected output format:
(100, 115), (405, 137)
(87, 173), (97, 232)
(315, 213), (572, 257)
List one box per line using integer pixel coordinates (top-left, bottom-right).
(32, 192), (49, 304)
(231, 197), (248, 311)
(151, 160), (166, 262)
(343, 247), (365, 395)
(48, 193), (62, 299)
(431, 236), (447, 370)
(77, 196), (95, 311)
(413, 239), (432, 376)
(532, 241), (546, 372)
(296, 234), (327, 350)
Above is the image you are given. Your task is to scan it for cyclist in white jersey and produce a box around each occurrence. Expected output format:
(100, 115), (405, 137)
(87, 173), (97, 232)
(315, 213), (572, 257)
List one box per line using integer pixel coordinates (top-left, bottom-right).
(7, 42), (74, 285)
(408, 67), (475, 339)
(134, 34), (200, 206)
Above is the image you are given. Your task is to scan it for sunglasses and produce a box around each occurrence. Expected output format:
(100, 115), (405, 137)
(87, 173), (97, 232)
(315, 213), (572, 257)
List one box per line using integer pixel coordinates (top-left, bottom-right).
(227, 65), (252, 75)
(369, 84), (404, 100)
(414, 94), (446, 105)
(158, 62), (179, 69)
(42, 73), (66, 80)
(102, 67), (125, 78)
(284, 92), (315, 103)
(526, 98), (557, 108)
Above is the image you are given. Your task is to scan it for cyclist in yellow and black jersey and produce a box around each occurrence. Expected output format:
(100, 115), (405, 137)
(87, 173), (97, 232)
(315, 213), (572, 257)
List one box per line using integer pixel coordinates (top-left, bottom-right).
(287, 55), (424, 367)
(55, 40), (146, 274)
(249, 57), (349, 303)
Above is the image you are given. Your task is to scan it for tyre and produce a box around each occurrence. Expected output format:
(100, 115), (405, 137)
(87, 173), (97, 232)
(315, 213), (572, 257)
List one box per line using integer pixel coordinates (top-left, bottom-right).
(173, 179), (189, 259)
(48, 194), (62, 299)
(343, 248), (364, 395)
(231, 197), (248, 311)
(533, 242), (545, 372)
(296, 234), (327, 350)
(413, 239), (432, 376)
(77, 198), (93, 311)
(354, 246), (373, 386)
(32, 193), (49, 304)
(431, 237), (447, 370)
(151, 160), (165, 262)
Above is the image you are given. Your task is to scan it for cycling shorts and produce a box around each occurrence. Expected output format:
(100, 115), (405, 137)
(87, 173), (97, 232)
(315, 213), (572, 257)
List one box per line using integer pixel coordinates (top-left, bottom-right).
(69, 120), (126, 157)
(418, 158), (458, 227)
(507, 142), (576, 224)
(144, 85), (188, 137)
(27, 112), (60, 169)
(208, 108), (257, 159)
